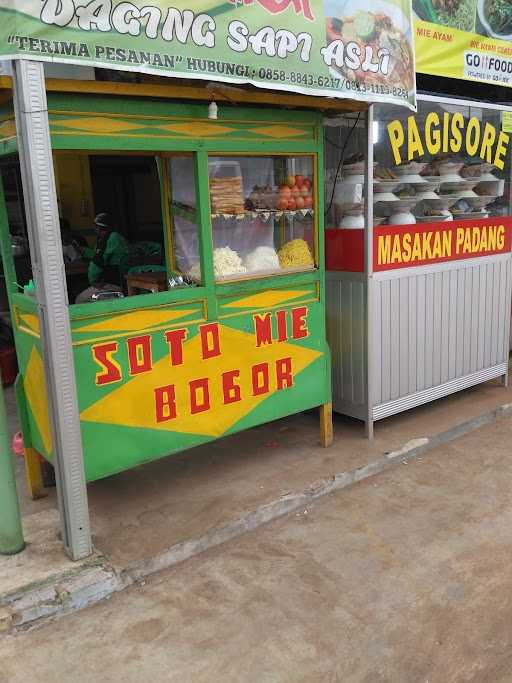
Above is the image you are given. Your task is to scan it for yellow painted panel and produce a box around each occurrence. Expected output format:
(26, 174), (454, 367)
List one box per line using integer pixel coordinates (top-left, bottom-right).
(25, 348), (52, 454)
(251, 125), (309, 139)
(224, 290), (311, 310)
(74, 308), (196, 333)
(157, 122), (235, 137)
(81, 324), (321, 438)
(0, 119), (15, 139)
(54, 153), (95, 231)
(54, 117), (144, 134)
(19, 313), (40, 335)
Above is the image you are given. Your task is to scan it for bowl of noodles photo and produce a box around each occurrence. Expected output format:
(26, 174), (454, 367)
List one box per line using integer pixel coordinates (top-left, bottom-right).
(477, 0), (512, 40)
(324, 0), (414, 94)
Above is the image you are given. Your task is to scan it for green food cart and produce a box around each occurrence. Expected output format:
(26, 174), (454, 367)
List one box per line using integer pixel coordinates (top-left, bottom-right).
(0, 82), (335, 500)
(0, 0), (415, 557)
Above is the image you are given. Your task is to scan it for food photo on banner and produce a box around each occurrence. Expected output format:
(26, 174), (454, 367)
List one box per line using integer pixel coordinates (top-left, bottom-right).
(0, 0), (415, 108)
(414, 0), (512, 37)
(413, 0), (512, 86)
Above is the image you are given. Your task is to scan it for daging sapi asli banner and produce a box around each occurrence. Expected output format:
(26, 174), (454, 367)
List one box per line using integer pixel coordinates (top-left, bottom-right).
(0, 0), (415, 108)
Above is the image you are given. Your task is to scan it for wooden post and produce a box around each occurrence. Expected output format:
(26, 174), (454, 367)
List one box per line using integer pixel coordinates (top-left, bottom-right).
(320, 402), (333, 447)
(24, 448), (46, 501)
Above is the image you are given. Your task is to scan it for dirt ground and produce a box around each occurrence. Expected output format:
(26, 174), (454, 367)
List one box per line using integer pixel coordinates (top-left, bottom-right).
(7, 375), (512, 569)
(2, 416), (512, 682)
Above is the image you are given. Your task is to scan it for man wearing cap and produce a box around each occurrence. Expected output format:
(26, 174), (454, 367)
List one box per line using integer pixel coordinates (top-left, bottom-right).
(75, 213), (129, 304)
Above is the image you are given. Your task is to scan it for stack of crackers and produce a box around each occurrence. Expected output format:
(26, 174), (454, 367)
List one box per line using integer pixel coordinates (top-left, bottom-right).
(210, 176), (245, 214)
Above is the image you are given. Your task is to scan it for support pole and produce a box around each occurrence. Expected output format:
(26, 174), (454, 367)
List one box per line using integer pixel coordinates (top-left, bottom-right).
(12, 60), (92, 561)
(0, 383), (24, 555)
(0, 172), (24, 554)
(364, 105), (375, 441)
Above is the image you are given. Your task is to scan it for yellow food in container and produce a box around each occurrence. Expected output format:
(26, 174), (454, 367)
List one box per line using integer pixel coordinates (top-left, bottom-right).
(278, 239), (314, 268)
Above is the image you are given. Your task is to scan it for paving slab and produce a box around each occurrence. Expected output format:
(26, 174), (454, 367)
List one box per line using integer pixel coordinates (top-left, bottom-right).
(2, 416), (512, 681)
(1, 376), (512, 630)
(87, 376), (512, 567)
(0, 509), (70, 598)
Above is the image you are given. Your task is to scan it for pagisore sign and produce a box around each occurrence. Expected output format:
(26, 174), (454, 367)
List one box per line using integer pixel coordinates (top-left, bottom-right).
(0, 0), (415, 107)
(388, 112), (510, 168)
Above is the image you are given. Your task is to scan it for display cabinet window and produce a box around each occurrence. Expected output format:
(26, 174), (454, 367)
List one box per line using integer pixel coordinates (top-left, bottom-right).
(202, 155), (316, 281)
(168, 155), (202, 282)
(373, 100), (512, 226)
(324, 114), (367, 230)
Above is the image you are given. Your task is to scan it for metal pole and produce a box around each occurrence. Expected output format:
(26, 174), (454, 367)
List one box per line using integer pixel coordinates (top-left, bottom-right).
(364, 105), (374, 440)
(0, 165), (24, 554)
(0, 382), (24, 555)
(12, 59), (92, 560)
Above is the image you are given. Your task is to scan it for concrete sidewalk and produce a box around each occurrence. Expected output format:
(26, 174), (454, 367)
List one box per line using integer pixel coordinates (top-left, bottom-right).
(2, 375), (512, 631)
(2, 413), (512, 681)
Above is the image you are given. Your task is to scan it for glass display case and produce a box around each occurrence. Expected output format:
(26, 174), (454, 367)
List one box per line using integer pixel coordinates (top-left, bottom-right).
(373, 99), (512, 226)
(324, 113), (367, 233)
(207, 155), (316, 281)
(168, 154), (202, 281)
(325, 98), (512, 233)
(324, 96), (512, 436)
(166, 154), (317, 282)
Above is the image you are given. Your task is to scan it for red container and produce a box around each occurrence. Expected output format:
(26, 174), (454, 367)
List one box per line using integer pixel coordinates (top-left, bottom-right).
(0, 346), (18, 386)
(325, 228), (365, 273)
(12, 431), (24, 457)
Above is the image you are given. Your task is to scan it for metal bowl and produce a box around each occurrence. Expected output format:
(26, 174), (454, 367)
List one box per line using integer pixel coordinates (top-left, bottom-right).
(466, 195), (499, 210)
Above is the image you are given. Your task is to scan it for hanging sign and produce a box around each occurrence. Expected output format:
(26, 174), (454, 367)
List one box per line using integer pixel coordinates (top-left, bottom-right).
(374, 217), (512, 271)
(413, 0), (512, 87)
(386, 114), (510, 169)
(0, 0), (415, 108)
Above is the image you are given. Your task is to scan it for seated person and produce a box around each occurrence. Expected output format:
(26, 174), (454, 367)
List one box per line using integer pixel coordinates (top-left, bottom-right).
(60, 217), (88, 264)
(75, 213), (129, 304)
(60, 217), (87, 248)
